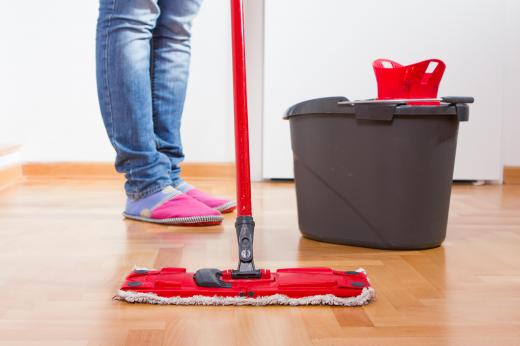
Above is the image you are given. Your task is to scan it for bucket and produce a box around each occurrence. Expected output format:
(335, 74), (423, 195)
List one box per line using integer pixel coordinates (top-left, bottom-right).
(284, 96), (473, 249)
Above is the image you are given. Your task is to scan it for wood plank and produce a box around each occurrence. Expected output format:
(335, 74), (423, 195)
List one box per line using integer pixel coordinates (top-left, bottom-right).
(0, 164), (23, 191)
(504, 166), (520, 184)
(23, 162), (119, 178)
(179, 162), (235, 179)
(125, 329), (164, 346)
(22, 162), (235, 179)
(0, 180), (519, 345)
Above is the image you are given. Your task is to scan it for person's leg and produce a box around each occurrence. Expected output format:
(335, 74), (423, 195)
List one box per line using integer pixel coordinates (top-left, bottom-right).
(96, 0), (172, 200)
(151, 0), (203, 186)
(151, 0), (236, 213)
(96, 0), (223, 224)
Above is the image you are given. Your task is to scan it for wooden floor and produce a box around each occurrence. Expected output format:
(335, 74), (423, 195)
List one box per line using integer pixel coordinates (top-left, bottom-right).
(0, 178), (519, 346)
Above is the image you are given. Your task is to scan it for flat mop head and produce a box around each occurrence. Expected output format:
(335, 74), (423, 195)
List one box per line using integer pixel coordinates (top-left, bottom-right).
(116, 267), (374, 306)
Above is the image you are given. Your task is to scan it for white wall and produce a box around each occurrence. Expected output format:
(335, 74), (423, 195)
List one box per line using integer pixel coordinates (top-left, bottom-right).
(244, 0), (265, 180)
(1, 0), (519, 172)
(502, 0), (520, 166)
(262, 0), (520, 180)
(0, 1), (236, 163)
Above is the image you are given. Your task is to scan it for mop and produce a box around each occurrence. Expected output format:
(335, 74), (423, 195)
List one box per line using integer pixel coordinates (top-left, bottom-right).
(115, 0), (375, 306)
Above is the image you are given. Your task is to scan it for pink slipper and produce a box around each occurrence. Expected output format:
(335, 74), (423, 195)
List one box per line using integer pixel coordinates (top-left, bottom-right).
(123, 188), (223, 226)
(185, 188), (237, 213)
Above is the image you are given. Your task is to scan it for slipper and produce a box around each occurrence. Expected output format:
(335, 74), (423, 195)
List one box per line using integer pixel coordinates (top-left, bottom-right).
(124, 187), (223, 226)
(185, 188), (237, 213)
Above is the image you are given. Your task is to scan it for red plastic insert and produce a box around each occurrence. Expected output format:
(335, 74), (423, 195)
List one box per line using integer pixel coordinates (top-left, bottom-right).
(373, 58), (446, 104)
(120, 267), (371, 299)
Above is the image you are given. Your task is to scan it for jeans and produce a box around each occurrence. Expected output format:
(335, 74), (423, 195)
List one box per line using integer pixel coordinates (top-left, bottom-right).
(96, 0), (203, 200)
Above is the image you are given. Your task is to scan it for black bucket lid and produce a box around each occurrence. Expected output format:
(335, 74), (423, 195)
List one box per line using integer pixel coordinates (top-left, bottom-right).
(284, 96), (473, 122)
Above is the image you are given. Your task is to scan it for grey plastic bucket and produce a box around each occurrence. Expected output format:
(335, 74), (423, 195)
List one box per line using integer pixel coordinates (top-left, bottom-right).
(284, 96), (472, 250)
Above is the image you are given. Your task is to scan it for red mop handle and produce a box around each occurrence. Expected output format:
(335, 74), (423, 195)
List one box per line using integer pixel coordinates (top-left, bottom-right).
(230, 0), (252, 217)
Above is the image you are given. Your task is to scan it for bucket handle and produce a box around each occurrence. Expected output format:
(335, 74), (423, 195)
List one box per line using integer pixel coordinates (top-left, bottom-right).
(338, 97), (474, 105)
(338, 96), (474, 122)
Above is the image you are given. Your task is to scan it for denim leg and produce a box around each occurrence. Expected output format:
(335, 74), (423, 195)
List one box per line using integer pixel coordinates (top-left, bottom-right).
(151, 0), (204, 186)
(96, 0), (173, 199)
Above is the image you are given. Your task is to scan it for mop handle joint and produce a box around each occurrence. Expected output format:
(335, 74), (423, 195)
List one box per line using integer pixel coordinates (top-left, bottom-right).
(232, 216), (262, 279)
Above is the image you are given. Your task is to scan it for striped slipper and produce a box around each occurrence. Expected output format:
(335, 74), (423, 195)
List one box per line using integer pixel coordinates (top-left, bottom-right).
(123, 186), (223, 226)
